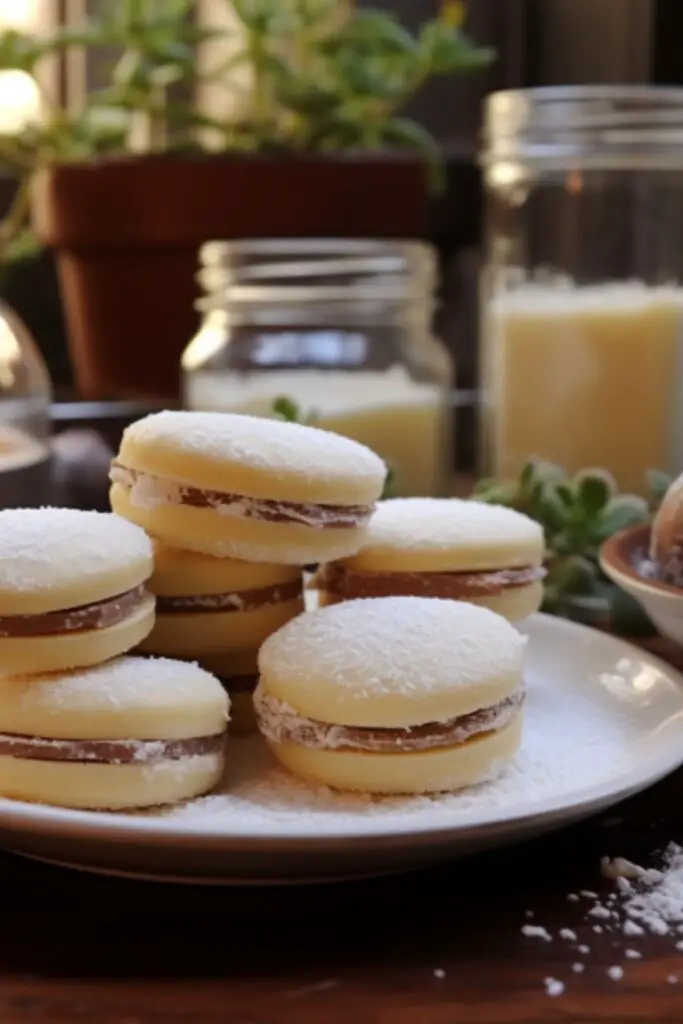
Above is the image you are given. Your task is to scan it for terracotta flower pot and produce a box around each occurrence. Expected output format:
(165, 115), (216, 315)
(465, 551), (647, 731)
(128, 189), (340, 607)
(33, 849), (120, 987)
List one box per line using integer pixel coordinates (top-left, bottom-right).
(32, 154), (428, 401)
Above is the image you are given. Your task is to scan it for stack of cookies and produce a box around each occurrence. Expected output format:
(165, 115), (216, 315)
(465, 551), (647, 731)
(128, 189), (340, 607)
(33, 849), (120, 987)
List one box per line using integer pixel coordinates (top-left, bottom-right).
(109, 410), (387, 732)
(0, 507), (229, 809)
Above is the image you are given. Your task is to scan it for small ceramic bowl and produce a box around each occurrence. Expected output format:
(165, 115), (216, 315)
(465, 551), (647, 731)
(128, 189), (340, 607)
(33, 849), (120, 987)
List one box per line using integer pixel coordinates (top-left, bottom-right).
(600, 524), (683, 645)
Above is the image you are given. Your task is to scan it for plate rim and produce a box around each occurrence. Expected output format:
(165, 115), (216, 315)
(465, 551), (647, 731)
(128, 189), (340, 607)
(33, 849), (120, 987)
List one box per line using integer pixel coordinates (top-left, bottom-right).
(0, 614), (681, 847)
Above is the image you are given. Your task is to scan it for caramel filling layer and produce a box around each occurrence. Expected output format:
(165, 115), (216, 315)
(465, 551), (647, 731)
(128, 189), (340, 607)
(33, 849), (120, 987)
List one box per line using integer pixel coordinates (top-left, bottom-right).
(155, 578), (303, 615)
(110, 463), (372, 530)
(316, 564), (545, 601)
(255, 687), (525, 754)
(0, 732), (225, 765)
(0, 584), (149, 639)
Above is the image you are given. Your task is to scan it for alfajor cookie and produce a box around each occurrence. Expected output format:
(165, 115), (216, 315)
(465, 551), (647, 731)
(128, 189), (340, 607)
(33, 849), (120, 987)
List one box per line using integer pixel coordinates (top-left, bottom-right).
(109, 410), (386, 564)
(0, 656), (229, 809)
(255, 596), (526, 794)
(0, 508), (155, 674)
(140, 542), (304, 731)
(315, 498), (545, 621)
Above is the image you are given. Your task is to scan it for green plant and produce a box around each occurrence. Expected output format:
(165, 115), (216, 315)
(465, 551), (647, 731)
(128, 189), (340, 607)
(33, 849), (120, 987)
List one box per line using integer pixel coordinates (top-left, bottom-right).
(473, 460), (660, 633)
(0, 0), (492, 262)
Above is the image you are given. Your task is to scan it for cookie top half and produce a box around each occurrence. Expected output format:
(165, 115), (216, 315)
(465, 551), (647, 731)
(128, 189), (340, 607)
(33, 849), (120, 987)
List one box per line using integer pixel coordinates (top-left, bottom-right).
(258, 596), (527, 728)
(0, 508), (153, 615)
(114, 410), (387, 505)
(341, 498), (545, 573)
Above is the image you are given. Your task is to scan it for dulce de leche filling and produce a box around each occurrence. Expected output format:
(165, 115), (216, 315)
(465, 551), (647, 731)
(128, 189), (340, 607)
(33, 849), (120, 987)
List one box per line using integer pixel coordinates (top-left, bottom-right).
(110, 463), (372, 530)
(255, 687), (525, 754)
(0, 732), (225, 765)
(155, 578), (303, 615)
(316, 563), (545, 601)
(0, 584), (149, 639)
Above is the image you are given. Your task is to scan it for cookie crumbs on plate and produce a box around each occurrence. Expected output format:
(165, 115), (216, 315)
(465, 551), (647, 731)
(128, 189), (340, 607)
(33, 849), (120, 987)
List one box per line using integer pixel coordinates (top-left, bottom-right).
(607, 966), (624, 981)
(522, 925), (552, 941)
(544, 978), (564, 997)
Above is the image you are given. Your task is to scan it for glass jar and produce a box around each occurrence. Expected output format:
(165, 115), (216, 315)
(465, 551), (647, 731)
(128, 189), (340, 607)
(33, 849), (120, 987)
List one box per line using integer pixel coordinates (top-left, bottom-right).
(480, 86), (683, 494)
(182, 239), (453, 496)
(0, 301), (52, 507)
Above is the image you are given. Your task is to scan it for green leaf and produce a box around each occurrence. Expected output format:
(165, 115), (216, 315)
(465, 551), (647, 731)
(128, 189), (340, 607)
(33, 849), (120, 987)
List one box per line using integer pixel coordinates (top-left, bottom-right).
(418, 20), (494, 75)
(271, 396), (302, 422)
(646, 468), (673, 509)
(593, 496), (649, 541)
(576, 473), (611, 518)
(382, 465), (397, 499)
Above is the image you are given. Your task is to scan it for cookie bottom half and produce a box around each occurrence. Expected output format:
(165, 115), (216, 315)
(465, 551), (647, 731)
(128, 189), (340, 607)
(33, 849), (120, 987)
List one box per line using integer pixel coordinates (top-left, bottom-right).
(266, 715), (523, 794)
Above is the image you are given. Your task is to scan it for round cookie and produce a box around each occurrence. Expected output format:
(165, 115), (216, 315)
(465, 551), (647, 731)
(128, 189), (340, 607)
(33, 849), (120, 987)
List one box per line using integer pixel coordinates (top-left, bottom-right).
(0, 508), (155, 674)
(0, 656), (229, 809)
(140, 543), (304, 732)
(255, 596), (527, 794)
(315, 498), (545, 621)
(110, 410), (387, 564)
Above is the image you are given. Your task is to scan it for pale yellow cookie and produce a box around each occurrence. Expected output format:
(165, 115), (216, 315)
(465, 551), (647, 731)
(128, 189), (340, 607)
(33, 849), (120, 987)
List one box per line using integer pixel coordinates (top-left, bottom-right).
(110, 410), (386, 564)
(256, 596), (527, 794)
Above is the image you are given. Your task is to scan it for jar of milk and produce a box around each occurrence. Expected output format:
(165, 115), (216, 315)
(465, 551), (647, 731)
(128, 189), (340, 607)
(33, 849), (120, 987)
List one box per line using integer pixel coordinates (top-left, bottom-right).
(0, 301), (52, 507)
(480, 86), (683, 494)
(182, 240), (452, 496)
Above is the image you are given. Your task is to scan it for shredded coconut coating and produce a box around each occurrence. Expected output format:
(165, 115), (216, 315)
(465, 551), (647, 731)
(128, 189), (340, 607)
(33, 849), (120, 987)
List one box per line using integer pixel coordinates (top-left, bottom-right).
(0, 508), (152, 594)
(259, 597), (526, 704)
(120, 410), (387, 488)
(348, 498), (544, 556)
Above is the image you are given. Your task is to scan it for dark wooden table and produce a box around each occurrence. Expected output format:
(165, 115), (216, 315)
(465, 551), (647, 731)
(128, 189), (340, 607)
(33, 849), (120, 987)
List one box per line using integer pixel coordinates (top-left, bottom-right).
(0, 638), (681, 1023)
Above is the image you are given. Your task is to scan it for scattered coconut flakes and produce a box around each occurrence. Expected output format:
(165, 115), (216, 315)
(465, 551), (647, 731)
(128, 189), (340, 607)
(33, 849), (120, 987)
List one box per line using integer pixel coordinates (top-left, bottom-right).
(625, 949), (642, 960)
(544, 978), (564, 997)
(593, 925), (604, 934)
(580, 890), (598, 899)
(601, 856), (650, 881)
(623, 921), (645, 937)
(578, 945), (590, 955)
(571, 963), (585, 974)
(669, 975), (679, 985)
(567, 893), (579, 903)
(522, 925), (552, 941)
(559, 928), (577, 941)
(676, 940), (683, 951)
(433, 969), (446, 980)
(607, 966), (624, 981)
(525, 910), (534, 918)
(589, 905), (612, 920)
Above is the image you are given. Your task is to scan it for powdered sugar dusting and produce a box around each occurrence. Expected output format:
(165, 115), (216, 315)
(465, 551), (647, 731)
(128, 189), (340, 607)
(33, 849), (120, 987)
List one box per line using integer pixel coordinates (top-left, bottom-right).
(0, 656), (228, 717)
(351, 498), (543, 558)
(158, 664), (637, 833)
(121, 411), (386, 492)
(0, 508), (152, 594)
(258, 597), (526, 711)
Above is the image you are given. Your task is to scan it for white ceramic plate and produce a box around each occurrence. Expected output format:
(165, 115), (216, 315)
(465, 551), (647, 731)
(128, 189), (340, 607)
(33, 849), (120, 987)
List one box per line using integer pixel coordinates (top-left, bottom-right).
(1, 614), (683, 885)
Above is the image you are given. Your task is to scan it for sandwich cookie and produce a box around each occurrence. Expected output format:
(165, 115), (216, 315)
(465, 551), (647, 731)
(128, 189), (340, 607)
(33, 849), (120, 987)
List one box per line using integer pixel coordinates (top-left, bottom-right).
(139, 542), (304, 732)
(0, 508), (155, 674)
(0, 656), (229, 809)
(315, 498), (545, 621)
(110, 410), (387, 564)
(255, 596), (527, 794)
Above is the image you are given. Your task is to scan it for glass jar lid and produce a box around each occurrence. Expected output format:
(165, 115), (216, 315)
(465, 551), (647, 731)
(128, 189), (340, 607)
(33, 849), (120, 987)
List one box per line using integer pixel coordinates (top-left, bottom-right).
(196, 239), (436, 311)
(481, 85), (683, 172)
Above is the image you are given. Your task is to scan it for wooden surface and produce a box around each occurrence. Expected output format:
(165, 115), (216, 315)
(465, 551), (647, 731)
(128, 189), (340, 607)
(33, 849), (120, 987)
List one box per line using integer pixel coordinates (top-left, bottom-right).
(0, 645), (682, 1023)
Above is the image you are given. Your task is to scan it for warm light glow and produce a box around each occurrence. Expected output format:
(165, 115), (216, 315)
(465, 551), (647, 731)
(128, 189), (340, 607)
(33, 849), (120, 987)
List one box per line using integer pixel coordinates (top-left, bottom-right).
(0, 70), (41, 133)
(0, 0), (44, 31)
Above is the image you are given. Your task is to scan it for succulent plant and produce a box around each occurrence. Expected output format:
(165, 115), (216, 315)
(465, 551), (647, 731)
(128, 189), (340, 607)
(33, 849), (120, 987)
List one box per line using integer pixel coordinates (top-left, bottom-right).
(473, 460), (658, 634)
(0, 0), (493, 263)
